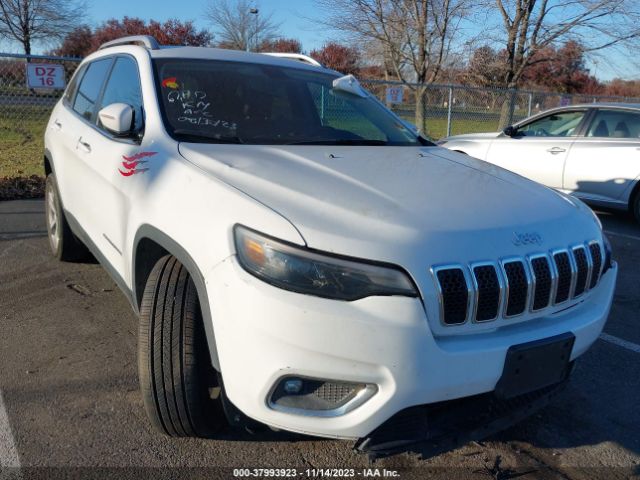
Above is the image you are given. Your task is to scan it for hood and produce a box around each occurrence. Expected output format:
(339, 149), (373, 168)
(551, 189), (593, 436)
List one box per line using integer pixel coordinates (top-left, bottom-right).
(178, 143), (601, 266)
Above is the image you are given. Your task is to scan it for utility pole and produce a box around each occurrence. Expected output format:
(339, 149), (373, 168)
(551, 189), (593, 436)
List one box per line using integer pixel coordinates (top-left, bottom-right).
(249, 7), (259, 51)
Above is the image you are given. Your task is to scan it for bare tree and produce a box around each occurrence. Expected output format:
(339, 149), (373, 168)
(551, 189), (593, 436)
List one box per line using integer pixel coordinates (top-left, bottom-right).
(315, 0), (472, 130)
(206, 0), (280, 51)
(493, 0), (640, 126)
(0, 0), (85, 55)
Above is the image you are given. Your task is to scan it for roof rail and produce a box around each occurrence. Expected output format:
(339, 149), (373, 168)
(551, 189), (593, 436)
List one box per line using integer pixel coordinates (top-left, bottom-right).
(99, 35), (160, 51)
(263, 53), (322, 67)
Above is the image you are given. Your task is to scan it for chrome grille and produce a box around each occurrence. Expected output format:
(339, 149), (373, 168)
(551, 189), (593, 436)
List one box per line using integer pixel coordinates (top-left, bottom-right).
(572, 246), (589, 297)
(553, 251), (573, 304)
(502, 260), (529, 317)
(529, 255), (553, 311)
(589, 242), (602, 288)
(434, 267), (469, 325)
(432, 240), (604, 326)
(472, 263), (501, 322)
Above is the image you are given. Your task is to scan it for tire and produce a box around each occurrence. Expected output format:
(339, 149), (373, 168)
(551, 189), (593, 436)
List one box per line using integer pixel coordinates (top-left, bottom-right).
(45, 174), (89, 261)
(138, 255), (224, 437)
(632, 192), (640, 224)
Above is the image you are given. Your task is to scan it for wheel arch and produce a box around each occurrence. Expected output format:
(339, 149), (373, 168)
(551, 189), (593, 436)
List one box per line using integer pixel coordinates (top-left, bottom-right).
(627, 179), (640, 212)
(44, 148), (54, 176)
(133, 225), (221, 371)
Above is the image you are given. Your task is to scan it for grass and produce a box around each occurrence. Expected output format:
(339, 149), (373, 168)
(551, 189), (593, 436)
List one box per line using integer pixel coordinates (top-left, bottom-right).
(387, 116), (501, 141)
(0, 105), (48, 178)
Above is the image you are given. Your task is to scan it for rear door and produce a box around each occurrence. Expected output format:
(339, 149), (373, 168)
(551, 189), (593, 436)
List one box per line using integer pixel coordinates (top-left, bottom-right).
(563, 108), (640, 205)
(484, 109), (588, 189)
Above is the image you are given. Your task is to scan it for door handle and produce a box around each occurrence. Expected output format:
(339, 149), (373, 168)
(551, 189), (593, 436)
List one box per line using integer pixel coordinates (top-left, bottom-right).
(52, 119), (62, 130)
(77, 137), (91, 153)
(546, 147), (566, 154)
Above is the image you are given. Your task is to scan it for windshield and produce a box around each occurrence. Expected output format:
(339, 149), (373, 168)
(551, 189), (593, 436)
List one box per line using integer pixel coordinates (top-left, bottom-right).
(153, 59), (424, 146)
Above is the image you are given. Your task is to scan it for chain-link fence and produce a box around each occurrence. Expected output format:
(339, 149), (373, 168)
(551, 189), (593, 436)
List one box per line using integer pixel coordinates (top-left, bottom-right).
(3, 52), (640, 180)
(0, 53), (81, 179)
(361, 79), (640, 140)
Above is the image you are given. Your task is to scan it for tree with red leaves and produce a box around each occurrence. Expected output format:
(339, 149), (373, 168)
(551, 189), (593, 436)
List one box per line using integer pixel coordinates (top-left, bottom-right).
(310, 43), (360, 75)
(52, 17), (212, 57)
(50, 25), (94, 58)
(603, 79), (640, 97)
(521, 41), (602, 94)
(257, 38), (302, 53)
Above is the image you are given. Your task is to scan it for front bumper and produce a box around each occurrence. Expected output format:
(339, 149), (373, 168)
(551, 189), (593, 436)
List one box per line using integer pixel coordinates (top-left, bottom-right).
(206, 257), (617, 439)
(356, 373), (571, 459)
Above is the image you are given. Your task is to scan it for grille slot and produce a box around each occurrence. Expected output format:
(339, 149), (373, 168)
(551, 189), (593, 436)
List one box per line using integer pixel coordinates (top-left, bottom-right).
(530, 256), (552, 311)
(435, 268), (469, 325)
(472, 265), (500, 322)
(553, 251), (572, 304)
(589, 243), (602, 289)
(503, 261), (528, 317)
(572, 247), (589, 297)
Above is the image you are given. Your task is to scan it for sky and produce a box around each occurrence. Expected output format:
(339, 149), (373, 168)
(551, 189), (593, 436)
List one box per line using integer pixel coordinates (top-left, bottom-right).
(0, 0), (638, 82)
(89, 0), (331, 52)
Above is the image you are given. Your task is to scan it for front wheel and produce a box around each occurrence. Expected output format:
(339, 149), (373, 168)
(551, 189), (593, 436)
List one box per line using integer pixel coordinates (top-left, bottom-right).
(138, 255), (224, 437)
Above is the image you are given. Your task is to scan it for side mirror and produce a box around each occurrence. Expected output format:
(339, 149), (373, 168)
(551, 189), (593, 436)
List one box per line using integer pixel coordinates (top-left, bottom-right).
(98, 103), (134, 136)
(332, 74), (368, 98)
(503, 125), (517, 137)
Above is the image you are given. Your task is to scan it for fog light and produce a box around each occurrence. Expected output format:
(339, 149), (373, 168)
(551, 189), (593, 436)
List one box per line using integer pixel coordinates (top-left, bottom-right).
(268, 376), (377, 416)
(284, 378), (303, 394)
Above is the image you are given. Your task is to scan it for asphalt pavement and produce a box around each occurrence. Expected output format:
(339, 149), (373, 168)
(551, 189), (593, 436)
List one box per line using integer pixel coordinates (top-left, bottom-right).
(0, 199), (638, 479)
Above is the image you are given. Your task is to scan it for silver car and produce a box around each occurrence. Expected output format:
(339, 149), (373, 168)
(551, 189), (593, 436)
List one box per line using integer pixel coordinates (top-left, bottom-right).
(439, 103), (640, 223)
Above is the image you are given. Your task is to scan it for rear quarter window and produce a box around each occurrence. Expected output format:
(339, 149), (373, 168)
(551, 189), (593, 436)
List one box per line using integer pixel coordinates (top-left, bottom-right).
(63, 64), (86, 105)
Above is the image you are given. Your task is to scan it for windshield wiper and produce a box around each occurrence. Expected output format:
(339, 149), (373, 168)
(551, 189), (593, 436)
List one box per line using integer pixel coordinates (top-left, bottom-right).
(172, 129), (244, 144)
(286, 139), (390, 146)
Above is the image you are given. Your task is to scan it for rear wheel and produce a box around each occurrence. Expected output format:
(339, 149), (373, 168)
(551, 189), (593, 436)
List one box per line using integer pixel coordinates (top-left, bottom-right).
(632, 192), (640, 224)
(138, 255), (224, 437)
(45, 174), (89, 261)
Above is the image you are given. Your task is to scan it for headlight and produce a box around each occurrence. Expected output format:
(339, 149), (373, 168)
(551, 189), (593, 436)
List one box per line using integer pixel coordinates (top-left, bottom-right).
(234, 225), (418, 301)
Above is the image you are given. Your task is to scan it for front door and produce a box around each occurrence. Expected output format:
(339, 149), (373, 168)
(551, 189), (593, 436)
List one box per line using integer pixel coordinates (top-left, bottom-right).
(56, 58), (113, 224)
(71, 55), (147, 276)
(485, 109), (588, 189)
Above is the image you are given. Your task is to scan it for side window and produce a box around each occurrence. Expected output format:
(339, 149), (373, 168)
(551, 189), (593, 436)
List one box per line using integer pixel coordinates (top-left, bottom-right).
(98, 57), (144, 132)
(73, 58), (113, 121)
(64, 64), (86, 105)
(586, 110), (640, 138)
(517, 110), (586, 137)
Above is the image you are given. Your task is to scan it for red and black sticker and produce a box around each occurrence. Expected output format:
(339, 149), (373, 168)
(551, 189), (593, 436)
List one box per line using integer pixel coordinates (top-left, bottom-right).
(119, 151), (157, 176)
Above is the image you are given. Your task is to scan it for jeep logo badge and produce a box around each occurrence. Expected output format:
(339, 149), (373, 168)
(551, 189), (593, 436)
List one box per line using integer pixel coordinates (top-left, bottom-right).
(512, 232), (543, 246)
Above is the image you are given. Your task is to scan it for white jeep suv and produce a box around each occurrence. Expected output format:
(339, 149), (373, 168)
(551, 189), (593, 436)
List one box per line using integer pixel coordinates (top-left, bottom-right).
(44, 35), (616, 457)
